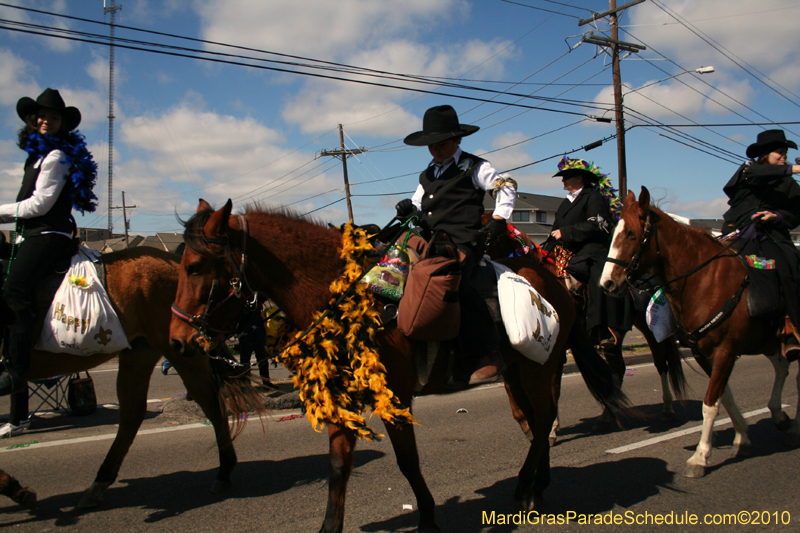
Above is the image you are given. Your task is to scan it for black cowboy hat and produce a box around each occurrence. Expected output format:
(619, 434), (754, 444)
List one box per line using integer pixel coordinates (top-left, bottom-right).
(403, 105), (479, 146)
(16, 88), (81, 132)
(746, 129), (797, 159)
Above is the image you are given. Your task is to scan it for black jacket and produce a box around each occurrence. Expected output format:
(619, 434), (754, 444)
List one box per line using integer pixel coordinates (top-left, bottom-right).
(17, 151), (75, 238)
(543, 186), (611, 262)
(722, 162), (800, 243)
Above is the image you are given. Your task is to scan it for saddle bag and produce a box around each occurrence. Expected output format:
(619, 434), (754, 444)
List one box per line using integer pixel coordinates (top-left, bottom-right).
(68, 371), (97, 416)
(744, 255), (782, 318)
(397, 232), (463, 341)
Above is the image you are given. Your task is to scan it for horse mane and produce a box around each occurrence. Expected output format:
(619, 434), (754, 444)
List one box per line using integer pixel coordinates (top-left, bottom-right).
(180, 207), (218, 258)
(626, 200), (720, 247)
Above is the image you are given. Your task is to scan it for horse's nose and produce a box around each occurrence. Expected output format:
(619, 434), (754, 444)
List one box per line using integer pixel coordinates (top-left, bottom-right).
(170, 339), (184, 355)
(602, 279), (617, 293)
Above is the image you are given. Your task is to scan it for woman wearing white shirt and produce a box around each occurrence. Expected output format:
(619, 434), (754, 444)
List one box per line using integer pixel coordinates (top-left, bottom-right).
(0, 89), (97, 397)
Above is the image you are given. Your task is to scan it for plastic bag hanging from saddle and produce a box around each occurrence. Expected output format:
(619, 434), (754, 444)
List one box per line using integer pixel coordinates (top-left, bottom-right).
(645, 288), (677, 343)
(488, 259), (560, 364)
(359, 230), (413, 301)
(35, 246), (131, 356)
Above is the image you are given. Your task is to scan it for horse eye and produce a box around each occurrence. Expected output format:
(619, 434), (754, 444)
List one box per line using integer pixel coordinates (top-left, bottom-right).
(626, 230), (636, 239)
(186, 262), (203, 276)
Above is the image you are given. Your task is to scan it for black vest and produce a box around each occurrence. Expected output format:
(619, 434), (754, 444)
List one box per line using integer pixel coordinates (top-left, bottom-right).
(418, 151), (486, 246)
(17, 151), (75, 238)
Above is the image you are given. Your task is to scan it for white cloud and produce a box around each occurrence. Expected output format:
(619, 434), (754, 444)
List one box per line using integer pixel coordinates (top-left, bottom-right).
(195, 0), (468, 58)
(626, 0), (800, 92)
(0, 48), (40, 109)
(663, 196), (729, 219)
(116, 101), (344, 217)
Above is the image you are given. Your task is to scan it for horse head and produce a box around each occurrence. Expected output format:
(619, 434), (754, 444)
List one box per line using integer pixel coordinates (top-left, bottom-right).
(169, 199), (249, 356)
(600, 186), (661, 295)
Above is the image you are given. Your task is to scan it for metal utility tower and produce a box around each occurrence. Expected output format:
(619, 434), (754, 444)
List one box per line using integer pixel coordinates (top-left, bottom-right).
(104, 0), (122, 233)
(319, 124), (367, 222)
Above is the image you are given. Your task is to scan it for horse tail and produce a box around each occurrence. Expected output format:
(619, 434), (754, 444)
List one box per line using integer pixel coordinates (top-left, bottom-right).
(567, 317), (631, 415)
(210, 356), (270, 441)
(664, 336), (688, 402)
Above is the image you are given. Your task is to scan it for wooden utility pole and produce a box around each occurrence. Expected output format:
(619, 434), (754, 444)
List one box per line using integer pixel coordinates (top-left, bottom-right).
(319, 124), (367, 222)
(610, 0), (627, 197)
(111, 191), (137, 245)
(579, 0), (646, 198)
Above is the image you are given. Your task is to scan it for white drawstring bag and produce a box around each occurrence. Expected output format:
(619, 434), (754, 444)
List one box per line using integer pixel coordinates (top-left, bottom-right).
(489, 260), (560, 364)
(36, 246), (131, 356)
(646, 288), (676, 343)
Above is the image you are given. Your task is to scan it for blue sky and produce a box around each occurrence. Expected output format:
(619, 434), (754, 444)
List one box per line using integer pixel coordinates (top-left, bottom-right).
(1, 0), (798, 235)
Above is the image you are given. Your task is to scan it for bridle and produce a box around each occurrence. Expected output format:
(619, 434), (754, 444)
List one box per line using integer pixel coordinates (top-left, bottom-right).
(604, 206), (658, 285)
(171, 214), (259, 339)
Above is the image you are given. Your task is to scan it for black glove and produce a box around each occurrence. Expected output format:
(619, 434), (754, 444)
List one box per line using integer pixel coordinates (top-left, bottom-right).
(485, 217), (507, 245)
(395, 198), (415, 218)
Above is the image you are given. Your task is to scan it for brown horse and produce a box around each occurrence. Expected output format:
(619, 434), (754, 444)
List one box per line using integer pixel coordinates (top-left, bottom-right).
(484, 214), (687, 432)
(5, 246), (251, 507)
(600, 186), (800, 477)
(168, 200), (628, 533)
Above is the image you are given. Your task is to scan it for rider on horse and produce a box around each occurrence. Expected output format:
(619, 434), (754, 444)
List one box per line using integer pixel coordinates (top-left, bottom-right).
(722, 129), (800, 360)
(0, 89), (97, 396)
(395, 105), (517, 384)
(542, 157), (632, 347)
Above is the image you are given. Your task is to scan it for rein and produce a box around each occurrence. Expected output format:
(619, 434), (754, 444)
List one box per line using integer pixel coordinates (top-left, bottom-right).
(171, 214), (258, 340)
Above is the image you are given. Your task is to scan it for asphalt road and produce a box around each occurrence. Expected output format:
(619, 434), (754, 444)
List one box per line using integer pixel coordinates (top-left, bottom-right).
(1, 354), (799, 532)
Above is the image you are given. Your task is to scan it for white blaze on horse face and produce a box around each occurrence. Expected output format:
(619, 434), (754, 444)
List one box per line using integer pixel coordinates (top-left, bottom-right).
(601, 218), (627, 287)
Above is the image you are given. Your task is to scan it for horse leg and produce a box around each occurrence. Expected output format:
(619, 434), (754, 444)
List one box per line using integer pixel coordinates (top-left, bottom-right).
(382, 420), (439, 532)
(765, 351), (791, 431)
(167, 351), (237, 494)
(684, 350), (736, 478)
(639, 322), (676, 422)
(719, 385), (751, 457)
(504, 381), (532, 441)
(320, 424), (357, 533)
(0, 469), (37, 511)
(594, 328), (625, 432)
(549, 412), (559, 447)
(79, 346), (159, 508)
(505, 362), (557, 511)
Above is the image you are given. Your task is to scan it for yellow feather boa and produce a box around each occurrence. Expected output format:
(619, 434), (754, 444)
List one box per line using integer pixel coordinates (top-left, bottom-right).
(273, 223), (416, 440)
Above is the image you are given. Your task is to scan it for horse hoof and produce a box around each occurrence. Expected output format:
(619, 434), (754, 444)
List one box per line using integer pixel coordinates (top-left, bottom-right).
(774, 413), (791, 432)
(78, 481), (111, 509)
(15, 489), (37, 511)
(513, 497), (534, 513)
(683, 464), (706, 478)
(735, 442), (752, 458)
(660, 412), (676, 423)
(549, 436), (557, 448)
(210, 479), (232, 494)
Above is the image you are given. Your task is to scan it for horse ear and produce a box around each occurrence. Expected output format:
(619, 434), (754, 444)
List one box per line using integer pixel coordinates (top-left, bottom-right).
(205, 199), (234, 238)
(624, 190), (636, 206)
(197, 199), (213, 213)
(638, 186), (650, 210)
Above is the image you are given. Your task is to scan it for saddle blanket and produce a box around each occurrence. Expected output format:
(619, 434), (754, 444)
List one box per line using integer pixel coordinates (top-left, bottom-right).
(488, 259), (559, 364)
(35, 246), (131, 356)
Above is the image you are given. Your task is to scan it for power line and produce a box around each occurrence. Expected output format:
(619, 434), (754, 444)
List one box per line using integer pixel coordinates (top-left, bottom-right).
(649, 0), (800, 108)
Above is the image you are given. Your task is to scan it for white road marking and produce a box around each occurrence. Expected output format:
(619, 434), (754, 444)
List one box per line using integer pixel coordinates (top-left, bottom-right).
(0, 421), (213, 453)
(606, 404), (789, 454)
